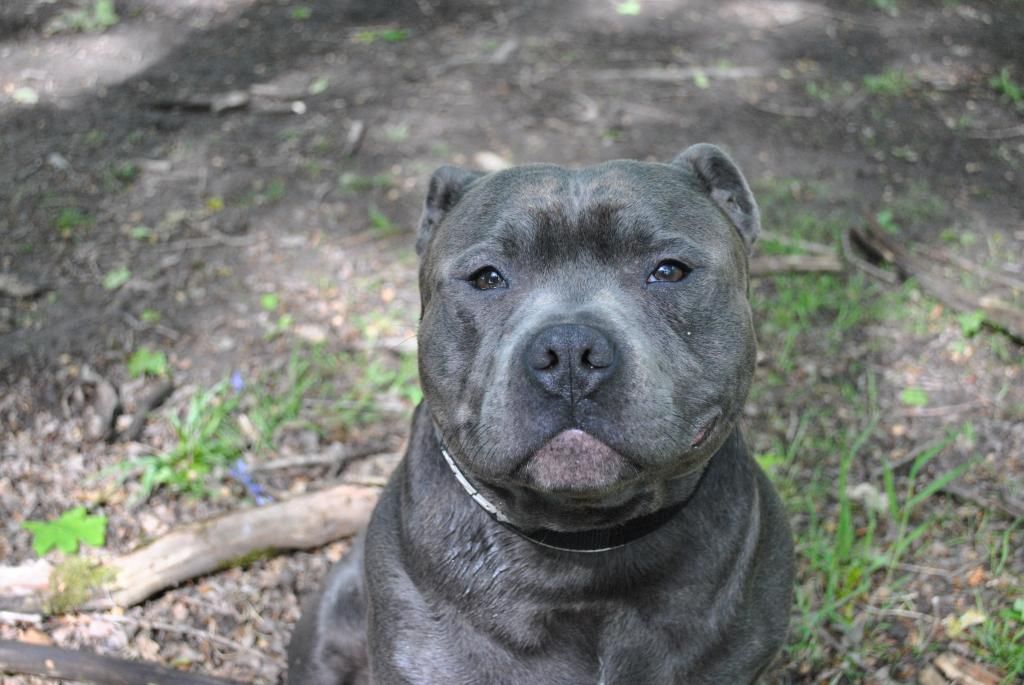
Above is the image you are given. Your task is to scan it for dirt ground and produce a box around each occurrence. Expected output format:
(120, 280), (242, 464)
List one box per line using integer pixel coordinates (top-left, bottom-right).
(1, 0), (1022, 683)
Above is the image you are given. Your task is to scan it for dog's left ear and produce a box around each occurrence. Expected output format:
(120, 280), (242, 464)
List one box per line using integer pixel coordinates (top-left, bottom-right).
(672, 144), (760, 253)
(417, 165), (484, 256)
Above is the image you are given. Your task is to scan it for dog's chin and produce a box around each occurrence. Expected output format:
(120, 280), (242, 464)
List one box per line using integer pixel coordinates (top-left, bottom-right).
(520, 429), (632, 496)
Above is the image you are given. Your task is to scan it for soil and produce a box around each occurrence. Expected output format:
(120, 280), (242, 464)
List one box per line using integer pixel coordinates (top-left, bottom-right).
(1, 0), (1022, 683)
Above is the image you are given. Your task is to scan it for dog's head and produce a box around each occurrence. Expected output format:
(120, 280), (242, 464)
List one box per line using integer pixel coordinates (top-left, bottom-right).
(416, 144), (760, 530)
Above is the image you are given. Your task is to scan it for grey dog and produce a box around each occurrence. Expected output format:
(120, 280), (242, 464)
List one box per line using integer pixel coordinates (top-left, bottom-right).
(287, 144), (794, 684)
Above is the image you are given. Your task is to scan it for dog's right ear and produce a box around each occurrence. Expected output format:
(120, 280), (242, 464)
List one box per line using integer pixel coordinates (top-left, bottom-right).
(417, 165), (483, 256)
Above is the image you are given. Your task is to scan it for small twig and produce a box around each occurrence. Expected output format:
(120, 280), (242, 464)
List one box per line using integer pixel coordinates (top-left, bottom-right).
(913, 243), (1024, 292)
(745, 100), (819, 118)
(893, 401), (981, 418)
(339, 476), (389, 488)
(342, 120), (366, 157)
(193, 224), (257, 248)
(759, 232), (834, 255)
(115, 379), (175, 443)
(878, 437), (950, 477)
(0, 611), (42, 626)
(249, 445), (392, 473)
(940, 481), (1024, 519)
(966, 123), (1024, 140)
(749, 253), (843, 276)
(891, 562), (954, 578)
(590, 66), (763, 82)
(863, 605), (932, 621)
(0, 638), (248, 685)
(95, 614), (275, 662)
(842, 226), (899, 284)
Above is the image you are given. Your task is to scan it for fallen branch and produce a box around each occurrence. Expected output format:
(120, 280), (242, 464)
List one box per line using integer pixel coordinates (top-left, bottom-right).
(590, 66), (763, 82)
(0, 639), (246, 685)
(940, 481), (1024, 520)
(114, 378), (175, 443)
(851, 217), (1024, 341)
(0, 484), (379, 614)
(749, 253), (843, 276)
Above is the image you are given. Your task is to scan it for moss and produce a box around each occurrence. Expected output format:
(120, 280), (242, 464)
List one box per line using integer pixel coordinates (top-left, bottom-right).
(46, 557), (115, 614)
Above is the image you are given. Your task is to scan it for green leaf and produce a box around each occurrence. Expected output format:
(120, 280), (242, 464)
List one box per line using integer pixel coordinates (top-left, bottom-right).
(140, 308), (161, 323)
(693, 70), (710, 89)
(290, 5), (312, 20)
(13, 87), (39, 105)
(309, 77), (329, 95)
(130, 225), (152, 240)
(22, 507), (107, 556)
(875, 208), (900, 233)
(93, 0), (119, 29)
(616, 1), (641, 15)
(957, 310), (985, 338)
(755, 452), (786, 472)
(369, 207), (397, 234)
(900, 387), (928, 408)
(128, 346), (168, 378)
(355, 28), (408, 44)
(260, 293), (280, 312)
(103, 267), (131, 290)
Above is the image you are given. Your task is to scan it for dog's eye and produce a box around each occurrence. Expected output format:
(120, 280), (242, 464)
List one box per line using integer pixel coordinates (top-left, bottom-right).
(647, 260), (691, 283)
(470, 267), (507, 290)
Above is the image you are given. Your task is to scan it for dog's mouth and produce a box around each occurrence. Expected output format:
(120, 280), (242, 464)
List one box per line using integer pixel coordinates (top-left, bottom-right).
(521, 429), (631, 495)
(690, 410), (721, 448)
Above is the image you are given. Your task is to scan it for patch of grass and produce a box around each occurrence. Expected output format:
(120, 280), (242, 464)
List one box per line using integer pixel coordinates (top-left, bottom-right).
(870, 0), (899, 12)
(778, 379), (973, 676)
(308, 76), (329, 95)
(117, 354), (327, 500)
(972, 597), (1024, 682)
(753, 273), (889, 372)
(102, 266), (131, 290)
(125, 380), (243, 500)
(339, 171), (394, 192)
(864, 69), (914, 97)
(899, 387), (928, 407)
(128, 346), (168, 378)
(354, 27), (409, 44)
(331, 351), (421, 428)
(56, 208), (93, 238)
(368, 206), (399, 236)
(110, 161), (137, 183)
(805, 79), (855, 105)
(257, 178), (287, 205)
(990, 67), (1023, 108)
(958, 310), (986, 338)
(48, 0), (119, 34)
(383, 123), (410, 143)
(615, 1), (641, 15)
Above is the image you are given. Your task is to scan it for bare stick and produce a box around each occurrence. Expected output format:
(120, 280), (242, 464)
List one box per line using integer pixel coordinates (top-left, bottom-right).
(590, 66), (763, 82)
(0, 484), (379, 613)
(855, 216), (1024, 341)
(749, 254), (843, 277)
(0, 639), (246, 685)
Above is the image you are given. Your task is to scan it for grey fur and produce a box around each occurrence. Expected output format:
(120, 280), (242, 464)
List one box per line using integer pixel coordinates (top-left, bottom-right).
(288, 144), (794, 684)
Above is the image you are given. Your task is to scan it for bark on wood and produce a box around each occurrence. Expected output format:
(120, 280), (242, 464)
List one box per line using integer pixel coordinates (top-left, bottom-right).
(0, 639), (246, 685)
(0, 484), (379, 614)
(749, 253), (843, 277)
(850, 219), (1024, 341)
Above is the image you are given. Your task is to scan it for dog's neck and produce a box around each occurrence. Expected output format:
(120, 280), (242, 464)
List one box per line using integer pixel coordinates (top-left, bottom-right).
(433, 423), (706, 553)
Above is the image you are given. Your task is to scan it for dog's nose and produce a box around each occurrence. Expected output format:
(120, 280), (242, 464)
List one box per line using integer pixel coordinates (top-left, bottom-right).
(525, 323), (618, 399)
